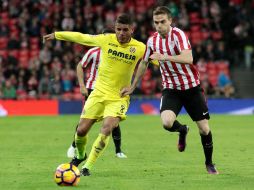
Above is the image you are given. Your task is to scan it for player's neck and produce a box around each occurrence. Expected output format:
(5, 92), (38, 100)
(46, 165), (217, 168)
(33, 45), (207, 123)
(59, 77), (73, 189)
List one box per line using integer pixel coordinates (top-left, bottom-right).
(119, 37), (131, 45)
(159, 26), (172, 39)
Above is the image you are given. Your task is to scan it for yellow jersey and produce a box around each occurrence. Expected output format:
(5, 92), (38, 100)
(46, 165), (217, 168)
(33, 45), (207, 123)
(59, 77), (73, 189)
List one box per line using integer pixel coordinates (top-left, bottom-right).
(55, 32), (146, 97)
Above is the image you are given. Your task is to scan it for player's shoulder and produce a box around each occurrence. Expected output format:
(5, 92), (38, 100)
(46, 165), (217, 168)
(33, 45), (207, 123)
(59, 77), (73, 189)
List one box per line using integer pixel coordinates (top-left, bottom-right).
(146, 32), (159, 43)
(131, 38), (146, 51)
(172, 27), (186, 34)
(86, 47), (101, 54)
(131, 38), (145, 47)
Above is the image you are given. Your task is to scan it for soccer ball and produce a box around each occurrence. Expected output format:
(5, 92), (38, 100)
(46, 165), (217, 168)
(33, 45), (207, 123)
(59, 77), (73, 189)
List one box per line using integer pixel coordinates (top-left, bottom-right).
(54, 163), (80, 186)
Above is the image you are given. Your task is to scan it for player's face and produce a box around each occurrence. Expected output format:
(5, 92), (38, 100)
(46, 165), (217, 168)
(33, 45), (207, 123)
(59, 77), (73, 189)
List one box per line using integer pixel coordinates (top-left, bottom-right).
(153, 14), (172, 37)
(115, 23), (134, 44)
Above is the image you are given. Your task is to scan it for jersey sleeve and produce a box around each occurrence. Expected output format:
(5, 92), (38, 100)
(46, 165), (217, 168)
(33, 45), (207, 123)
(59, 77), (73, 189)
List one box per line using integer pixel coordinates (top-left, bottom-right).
(80, 47), (98, 68)
(142, 37), (153, 62)
(55, 32), (105, 47)
(174, 29), (191, 52)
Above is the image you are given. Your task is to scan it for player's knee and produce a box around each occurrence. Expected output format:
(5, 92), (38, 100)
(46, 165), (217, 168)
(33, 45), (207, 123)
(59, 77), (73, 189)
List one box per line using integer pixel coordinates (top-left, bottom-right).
(76, 128), (85, 136)
(162, 118), (174, 130)
(101, 124), (112, 136)
(76, 125), (88, 136)
(199, 126), (210, 135)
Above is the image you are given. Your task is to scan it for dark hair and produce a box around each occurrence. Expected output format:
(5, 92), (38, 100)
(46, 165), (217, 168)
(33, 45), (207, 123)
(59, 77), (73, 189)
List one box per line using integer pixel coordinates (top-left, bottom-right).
(153, 6), (172, 18)
(102, 28), (114, 34)
(116, 13), (133, 25)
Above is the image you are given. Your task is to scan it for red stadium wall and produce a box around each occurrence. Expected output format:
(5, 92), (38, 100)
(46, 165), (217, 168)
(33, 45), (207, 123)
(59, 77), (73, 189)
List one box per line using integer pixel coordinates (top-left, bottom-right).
(0, 100), (58, 116)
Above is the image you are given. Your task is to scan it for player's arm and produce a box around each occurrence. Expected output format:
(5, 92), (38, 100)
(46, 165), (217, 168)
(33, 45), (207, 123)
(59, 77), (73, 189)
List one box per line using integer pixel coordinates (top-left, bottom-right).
(120, 59), (149, 97)
(43, 32), (102, 47)
(150, 49), (193, 64)
(76, 62), (88, 97)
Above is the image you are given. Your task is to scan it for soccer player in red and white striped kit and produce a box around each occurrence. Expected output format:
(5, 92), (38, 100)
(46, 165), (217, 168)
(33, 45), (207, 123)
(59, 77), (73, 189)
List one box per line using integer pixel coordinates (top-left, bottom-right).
(121, 6), (219, 174)
(67, 31), (127, 159)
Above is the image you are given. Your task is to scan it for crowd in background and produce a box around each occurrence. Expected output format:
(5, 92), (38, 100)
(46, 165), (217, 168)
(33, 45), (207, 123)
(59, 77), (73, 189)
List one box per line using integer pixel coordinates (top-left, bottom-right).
(0, 0), (253, 100)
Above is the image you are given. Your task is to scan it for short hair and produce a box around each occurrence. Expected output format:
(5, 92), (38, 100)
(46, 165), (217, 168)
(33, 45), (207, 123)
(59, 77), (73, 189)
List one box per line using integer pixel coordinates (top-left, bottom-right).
(116, 13), (133, 25)
(102, 28), (114, 34)
(153, 6), (172, 18)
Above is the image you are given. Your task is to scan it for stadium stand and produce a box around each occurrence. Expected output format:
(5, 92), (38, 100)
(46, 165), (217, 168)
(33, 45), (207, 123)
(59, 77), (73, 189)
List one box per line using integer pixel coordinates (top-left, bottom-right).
(0, 0), (253, 100)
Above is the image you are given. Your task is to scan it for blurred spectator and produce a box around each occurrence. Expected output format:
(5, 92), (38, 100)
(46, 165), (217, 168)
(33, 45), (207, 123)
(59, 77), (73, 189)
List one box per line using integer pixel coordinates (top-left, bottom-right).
(61, 63), (75, 92)
(7, 33), (20, 49)
(0, 19), (9, 37)
(16, 75), (27, 100)
(215, 41), (228, 61)
(61, 10), (75, 30)
(2, 0), (253, 99)
(27, 71), (38, 99)
(39, 46), (52, 64)
(38, 67), (51, 98)
(50, 73), (62, 98)
(3, 80), (16, 99)
(217, 71), (235, 98)
(203, 41), (216, 61)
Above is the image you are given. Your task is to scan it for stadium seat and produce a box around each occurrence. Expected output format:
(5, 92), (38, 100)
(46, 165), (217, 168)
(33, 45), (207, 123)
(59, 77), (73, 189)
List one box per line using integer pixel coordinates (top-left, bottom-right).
(202, 31), (211, 40)
(190, 25), (201, 32)
(8, 18), (18, 27)
(62, 92), (73, 101)
(189, 12), (201, 24)
(0, 12), (9, 25)
(73, 92), (83, 101)
(30, 44), (39, 50)
(8, 50), (19, 59)
(19, 57), (29, 68)
(30, 50), (39, 58)
(30, 37), (40, 44)
(216, 61), (230, 76)
(0, 50), (8, 58)
(206, 62), (217, 71)
(190, 32), (202, 45)
(208, 74), (218, 87)
(212, 31), (223, 40)
(16, 90), (28, 100)
(0, 37), (8, 49)
(19, 49), (29, 56)
(39, 93), (50, 100)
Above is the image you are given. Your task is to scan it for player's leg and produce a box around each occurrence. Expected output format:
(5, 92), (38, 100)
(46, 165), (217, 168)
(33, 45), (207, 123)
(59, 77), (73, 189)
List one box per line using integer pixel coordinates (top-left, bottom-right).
(196, 119), (218, 174)
(70, 118), (96, 167)
(81, 96), (129, 176)
(67, 124), (78, 158)
(71, 90), (103, 167)
(160, 89), (189, 151)
(184, 85), (218, 174)
(81, 116), (120, 176)
(67, 91), (91, 158)
(112, 125), (127, 158)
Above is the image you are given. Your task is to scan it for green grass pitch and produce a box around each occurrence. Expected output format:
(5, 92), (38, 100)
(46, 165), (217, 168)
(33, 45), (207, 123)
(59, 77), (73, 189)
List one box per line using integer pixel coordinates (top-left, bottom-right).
(0, 115), (254, 190)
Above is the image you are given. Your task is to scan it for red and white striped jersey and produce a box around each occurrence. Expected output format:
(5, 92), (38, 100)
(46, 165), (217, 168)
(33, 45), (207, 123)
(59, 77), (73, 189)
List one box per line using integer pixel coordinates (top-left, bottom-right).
(143, 27), (200, 90)
(80, 47), (101, 89)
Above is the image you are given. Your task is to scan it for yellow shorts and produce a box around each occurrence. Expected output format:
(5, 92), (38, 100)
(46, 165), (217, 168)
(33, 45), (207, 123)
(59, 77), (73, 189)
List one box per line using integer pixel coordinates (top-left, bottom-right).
(80, 89), (130, 121)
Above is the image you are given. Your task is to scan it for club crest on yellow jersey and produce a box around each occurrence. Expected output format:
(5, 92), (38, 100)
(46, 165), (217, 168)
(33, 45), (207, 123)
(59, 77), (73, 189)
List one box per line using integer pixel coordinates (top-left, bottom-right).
(129, 47), (136, 53)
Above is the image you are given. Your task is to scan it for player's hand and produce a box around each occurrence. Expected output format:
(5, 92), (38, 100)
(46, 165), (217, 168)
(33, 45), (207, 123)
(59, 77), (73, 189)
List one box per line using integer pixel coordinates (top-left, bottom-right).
(42, 33), (55, 43)
(80, 86), (88, 97)
(149, 52), (166, 61)
(120, 86), (134, 97)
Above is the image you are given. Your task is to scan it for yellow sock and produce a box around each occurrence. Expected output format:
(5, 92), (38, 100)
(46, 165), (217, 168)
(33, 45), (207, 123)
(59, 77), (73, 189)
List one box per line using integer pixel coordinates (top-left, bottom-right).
(83, 133), (110, 170)
(75, 133), (88, 159)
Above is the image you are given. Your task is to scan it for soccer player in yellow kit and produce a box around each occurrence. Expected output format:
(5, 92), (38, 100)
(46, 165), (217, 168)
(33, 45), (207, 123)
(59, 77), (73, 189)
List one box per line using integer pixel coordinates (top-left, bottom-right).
(43, 13), (151, 176)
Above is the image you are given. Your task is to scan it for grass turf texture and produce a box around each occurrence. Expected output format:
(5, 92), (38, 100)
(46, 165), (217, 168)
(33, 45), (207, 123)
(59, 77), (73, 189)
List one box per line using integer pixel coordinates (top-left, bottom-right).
(0, 115), (254, 190)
